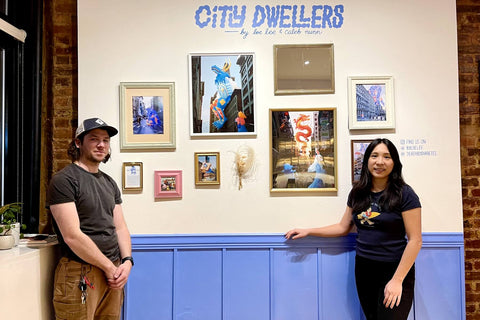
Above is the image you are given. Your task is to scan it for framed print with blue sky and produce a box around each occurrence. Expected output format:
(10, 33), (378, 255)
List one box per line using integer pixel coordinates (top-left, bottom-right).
(348, 76), (395, 130)
(189, 53), (256, 137)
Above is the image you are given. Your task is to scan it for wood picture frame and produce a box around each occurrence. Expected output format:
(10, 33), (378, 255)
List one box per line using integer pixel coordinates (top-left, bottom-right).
(122, 162), (143, 191)
(194, 152), (220, 185)
(119, 82), (176, 151)
(350, 140), (373, 184)
(154, 170), (182, 199)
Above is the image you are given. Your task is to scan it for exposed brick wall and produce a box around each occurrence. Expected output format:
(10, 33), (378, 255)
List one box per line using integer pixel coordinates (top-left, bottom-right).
(458, 0), (480, 318)
(39, 0), (77, 233)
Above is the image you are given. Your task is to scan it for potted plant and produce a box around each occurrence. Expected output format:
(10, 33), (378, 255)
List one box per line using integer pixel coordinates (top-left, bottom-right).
(0, 202), (25, 249)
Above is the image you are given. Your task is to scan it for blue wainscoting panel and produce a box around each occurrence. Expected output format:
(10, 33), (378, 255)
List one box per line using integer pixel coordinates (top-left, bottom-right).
(223, 249), (270, 320)
(124, 250), (173, 320)
(413, 234), (466, 320)
(272, 248), (319, 320)
(175, 249), (223, 320)
(124, 233), (465, 320)
(320, 248), (363, 320)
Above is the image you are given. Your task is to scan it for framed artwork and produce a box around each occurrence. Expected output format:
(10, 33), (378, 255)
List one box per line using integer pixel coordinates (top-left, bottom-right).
(154, 170), (182, 199)
(122, 162), (143, 191)
(270, 107), (337, 193)
(119, 82), (176, 151)
(274, 44), (335, 95)
(350, 140), (373, 183)
(189, 53), (256, 136)
(194, 152), (220, 185)
(348, 76), (395, 130)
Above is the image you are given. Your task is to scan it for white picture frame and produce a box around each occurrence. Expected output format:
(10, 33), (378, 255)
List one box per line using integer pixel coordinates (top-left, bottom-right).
(348, 76), (395, 130)
(188, 53), (257, 137)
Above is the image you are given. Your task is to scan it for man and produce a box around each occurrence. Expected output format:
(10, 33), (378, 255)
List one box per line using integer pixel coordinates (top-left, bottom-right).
(47, 118), (132, 320)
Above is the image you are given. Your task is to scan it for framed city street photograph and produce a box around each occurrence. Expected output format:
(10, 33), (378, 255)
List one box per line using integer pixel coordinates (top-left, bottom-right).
(194, 152), (220, 185)
(274, 44), (335, 95)
(154, 170), (182, 199)
(189, 53), (256, 137)
(122, 162), (143, 191)
(270, 107), (337, 193)
(348, 76), (395, 130)
(350, 140), (373, 184)
(119, 82), (176, 151)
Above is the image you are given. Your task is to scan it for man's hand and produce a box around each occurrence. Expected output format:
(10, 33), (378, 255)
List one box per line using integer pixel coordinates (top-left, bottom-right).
(107, 262), (132, 289)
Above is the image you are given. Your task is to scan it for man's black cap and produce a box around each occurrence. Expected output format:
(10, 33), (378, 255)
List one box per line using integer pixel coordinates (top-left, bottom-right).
(75, 118), (118, 139)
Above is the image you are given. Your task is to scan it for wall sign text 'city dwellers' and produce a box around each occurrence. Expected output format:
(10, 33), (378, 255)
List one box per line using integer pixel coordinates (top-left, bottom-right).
(194, 5), (344, 29)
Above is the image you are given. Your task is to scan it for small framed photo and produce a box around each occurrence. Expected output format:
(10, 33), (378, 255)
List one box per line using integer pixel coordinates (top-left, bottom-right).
(122, 162), (143, 191)
(274, 43), (335, 95)
(189, 53), (256, 137)
(119, 82), (176, 151)
(270, 107), (337, 193)
(194, 152), (220, 185)
(350, 140), (373, 183)
(154, 170), (182, 199)
(348, 76), (395, 130)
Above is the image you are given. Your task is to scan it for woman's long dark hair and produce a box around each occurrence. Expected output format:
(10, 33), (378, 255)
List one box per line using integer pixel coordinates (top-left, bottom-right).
(350, 138), (405, 213)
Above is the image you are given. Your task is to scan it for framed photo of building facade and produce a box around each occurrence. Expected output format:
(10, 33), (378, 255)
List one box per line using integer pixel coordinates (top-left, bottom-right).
(189, 53), (256, 137)
(194, 152), (220, 185)
(119, 82), (176, 151)
(350, 140), (373, 184)
(348, 76), (395, 130)
(270, 107), (337, 193)
(154, 170), (182, 199)
(274, 44), (335, 95)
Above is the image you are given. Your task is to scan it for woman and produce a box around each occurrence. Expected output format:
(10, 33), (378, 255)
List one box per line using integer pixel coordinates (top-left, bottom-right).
(285, 138), (422, 320)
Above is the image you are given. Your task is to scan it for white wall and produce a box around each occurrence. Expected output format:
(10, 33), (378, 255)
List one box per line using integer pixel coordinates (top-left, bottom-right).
(77, 0), (462, 234)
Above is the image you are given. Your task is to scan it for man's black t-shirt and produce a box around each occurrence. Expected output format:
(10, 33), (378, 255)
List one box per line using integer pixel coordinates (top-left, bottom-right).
(46, 163), (122, 262)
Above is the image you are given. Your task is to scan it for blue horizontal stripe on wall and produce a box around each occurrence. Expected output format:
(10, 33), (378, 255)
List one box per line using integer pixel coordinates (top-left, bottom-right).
(123, 233), (465, 320)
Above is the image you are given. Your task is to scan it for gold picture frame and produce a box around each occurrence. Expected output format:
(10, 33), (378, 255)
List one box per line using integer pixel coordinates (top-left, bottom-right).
(274, 44), (335, 95)
(122, 162), (143, 191)
(119, 82), (176, 151)
(194, 152), (220, 186)
(270, 107), (337, 193)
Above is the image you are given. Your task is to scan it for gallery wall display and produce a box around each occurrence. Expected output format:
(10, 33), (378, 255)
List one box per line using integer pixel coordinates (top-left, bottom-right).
(348, 76), (395, 130)
(194, 152), (220, 186)
(270, 107), (337, 193)
(350, 140), (373, 184)
(189, 53), (256, 137)
(122, 162), (143, 191)
(119, 82), (176, 151)
(274, 43), (335, 95)
(154, 170), (183, 199)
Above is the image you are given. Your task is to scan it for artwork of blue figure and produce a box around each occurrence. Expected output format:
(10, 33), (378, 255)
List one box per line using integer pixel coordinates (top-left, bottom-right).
(210, 61), (235, 129)
(282, 163), (295, 174)
(308, 149), (326, 188)
(133, 96), (164, 135)
(146, 107), (164, 134)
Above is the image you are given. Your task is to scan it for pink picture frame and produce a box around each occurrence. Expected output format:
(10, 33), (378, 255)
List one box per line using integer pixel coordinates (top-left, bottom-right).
(154, 170), (182, 199)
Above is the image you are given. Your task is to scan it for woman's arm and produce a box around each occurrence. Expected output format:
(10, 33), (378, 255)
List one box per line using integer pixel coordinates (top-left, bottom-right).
(285, 206), (354, 240)
(383, 207), (422, 308)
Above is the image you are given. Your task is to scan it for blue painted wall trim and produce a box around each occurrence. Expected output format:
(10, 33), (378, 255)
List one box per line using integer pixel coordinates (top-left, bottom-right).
(124, 233), (465, 320)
